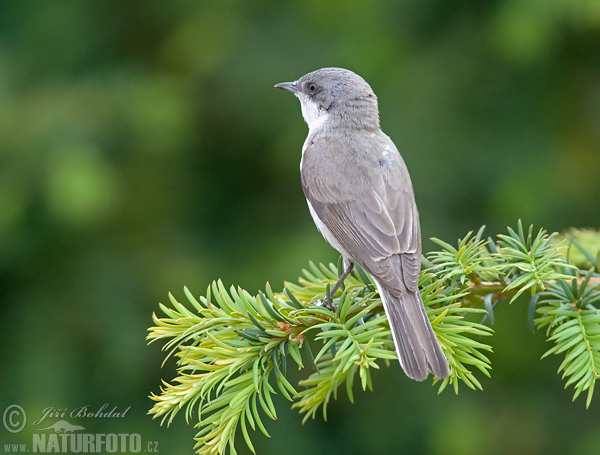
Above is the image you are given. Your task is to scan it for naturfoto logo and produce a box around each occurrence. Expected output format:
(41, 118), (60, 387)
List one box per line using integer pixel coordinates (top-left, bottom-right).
(3, 404), (159, 454)
(37, 420), (85, 433)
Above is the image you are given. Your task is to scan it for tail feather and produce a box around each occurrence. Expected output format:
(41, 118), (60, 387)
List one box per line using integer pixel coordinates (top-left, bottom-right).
(377, 282), (449, 381)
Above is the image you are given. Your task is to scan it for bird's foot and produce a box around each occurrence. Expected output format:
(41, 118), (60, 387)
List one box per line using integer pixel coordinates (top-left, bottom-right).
(312, 259), (355, 313)
(313, 297), (337, 312)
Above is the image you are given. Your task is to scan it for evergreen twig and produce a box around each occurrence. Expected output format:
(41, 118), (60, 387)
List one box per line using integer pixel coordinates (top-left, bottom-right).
(148, 221), (600, 455)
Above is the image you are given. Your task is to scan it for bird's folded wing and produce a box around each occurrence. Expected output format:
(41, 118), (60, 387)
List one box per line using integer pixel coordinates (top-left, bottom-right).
(301, 144), (421, 295)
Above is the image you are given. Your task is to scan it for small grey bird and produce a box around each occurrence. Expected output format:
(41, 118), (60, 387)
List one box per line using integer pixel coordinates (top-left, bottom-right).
(275, 67), (449, 381)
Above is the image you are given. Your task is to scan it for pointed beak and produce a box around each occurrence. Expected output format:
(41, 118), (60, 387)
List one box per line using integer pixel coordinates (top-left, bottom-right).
(274, 81), (300, 93)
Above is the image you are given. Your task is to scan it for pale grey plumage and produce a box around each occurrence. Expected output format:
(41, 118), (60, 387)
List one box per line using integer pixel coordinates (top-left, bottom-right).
(275, 67), (449, 381)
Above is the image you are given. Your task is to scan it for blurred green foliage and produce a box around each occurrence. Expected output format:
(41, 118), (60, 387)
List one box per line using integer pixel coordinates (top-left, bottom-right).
(1, 1), (599, 454)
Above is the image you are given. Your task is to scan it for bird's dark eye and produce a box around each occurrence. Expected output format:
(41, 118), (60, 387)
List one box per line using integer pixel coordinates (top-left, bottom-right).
(307, 82), (317, 93)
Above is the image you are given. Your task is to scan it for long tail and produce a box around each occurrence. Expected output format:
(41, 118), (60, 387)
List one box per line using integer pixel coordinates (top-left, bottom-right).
(376, 282), (449, 381)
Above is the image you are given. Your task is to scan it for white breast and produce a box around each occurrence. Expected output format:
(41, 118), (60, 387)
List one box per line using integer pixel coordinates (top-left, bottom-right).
(298, 94), (329, 170)
(297, 95), (348, 257)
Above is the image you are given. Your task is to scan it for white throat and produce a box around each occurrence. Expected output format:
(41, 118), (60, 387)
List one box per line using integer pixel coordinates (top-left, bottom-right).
(297, 94), (329, 134)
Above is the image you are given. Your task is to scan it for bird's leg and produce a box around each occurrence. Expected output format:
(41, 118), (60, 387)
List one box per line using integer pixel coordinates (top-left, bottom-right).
(321, 259), (354, 310)
(330, 259), (354, 297)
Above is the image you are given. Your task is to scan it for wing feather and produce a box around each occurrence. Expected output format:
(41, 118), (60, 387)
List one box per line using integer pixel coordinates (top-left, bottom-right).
(301, 133), (421, 295)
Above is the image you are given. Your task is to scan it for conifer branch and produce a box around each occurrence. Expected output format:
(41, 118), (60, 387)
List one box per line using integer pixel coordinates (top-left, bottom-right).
(147, 221), (600, 454)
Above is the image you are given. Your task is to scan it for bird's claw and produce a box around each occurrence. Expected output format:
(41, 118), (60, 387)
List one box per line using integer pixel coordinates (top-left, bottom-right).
(313, 298), (337, 312)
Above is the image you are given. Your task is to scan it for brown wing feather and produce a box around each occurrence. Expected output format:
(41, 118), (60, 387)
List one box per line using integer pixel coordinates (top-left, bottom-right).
(302, 130), (449, 380)
(301, 131), (421, 294)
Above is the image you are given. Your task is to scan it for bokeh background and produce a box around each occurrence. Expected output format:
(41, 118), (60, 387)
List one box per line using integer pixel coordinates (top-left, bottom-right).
(1, 1), (600, 454)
